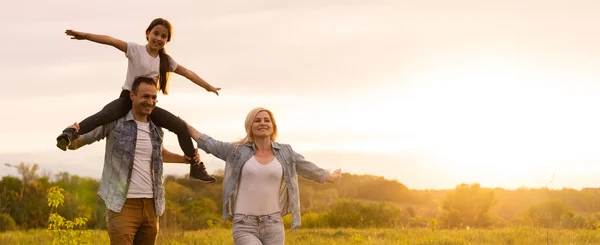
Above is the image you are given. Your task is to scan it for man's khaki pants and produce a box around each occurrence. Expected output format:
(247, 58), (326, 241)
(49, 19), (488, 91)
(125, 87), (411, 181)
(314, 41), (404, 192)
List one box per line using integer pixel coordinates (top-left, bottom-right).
(106, 198), (159, 245)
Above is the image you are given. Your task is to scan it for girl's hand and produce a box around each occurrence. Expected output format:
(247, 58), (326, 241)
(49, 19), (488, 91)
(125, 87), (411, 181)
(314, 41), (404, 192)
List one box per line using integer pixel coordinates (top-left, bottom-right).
(65, 30), (86, 40)
(208, 87), (221, 96)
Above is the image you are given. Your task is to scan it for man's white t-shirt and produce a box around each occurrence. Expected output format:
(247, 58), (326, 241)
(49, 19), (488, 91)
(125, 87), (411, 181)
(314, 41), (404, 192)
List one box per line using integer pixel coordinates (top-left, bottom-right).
(126, 120), (154, 198)
(122, 42), (178, 91)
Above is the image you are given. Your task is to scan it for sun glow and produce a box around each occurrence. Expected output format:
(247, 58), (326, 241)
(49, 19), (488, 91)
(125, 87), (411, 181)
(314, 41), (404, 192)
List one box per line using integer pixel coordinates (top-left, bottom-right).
(378, 56), (600, 187)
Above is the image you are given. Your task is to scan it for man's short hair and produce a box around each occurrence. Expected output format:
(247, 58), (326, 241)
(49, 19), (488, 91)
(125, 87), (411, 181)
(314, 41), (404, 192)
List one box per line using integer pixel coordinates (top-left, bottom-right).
(132, 77), (158, 93)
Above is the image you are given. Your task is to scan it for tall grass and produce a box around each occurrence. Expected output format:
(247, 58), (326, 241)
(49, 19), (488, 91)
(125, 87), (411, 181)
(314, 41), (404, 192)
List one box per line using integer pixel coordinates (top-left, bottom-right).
(1, 227), (599, 245)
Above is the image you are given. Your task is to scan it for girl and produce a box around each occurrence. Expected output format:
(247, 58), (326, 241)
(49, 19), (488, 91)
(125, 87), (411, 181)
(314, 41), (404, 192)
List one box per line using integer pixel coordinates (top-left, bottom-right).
(57, 18), (218, 182)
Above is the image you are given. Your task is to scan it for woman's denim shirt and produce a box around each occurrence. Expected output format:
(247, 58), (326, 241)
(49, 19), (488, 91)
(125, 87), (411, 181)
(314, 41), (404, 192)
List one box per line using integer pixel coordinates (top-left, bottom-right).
(196, 134), (330, 230)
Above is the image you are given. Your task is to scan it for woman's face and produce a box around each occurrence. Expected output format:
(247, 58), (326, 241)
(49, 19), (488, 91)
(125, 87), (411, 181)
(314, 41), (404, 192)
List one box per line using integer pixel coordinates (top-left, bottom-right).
(251, 111), (274, 139)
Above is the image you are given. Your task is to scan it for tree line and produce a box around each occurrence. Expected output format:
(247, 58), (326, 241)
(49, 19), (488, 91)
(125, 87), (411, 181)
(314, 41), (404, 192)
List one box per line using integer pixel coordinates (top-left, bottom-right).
(1, 163), (600, 231)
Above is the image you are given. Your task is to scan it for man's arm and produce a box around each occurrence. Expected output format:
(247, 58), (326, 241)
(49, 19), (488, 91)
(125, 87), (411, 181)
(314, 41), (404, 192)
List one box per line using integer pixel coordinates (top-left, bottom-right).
(68, 136), (86, 150)
(67, 122), (113, 150)
(162, 147), (199, 164)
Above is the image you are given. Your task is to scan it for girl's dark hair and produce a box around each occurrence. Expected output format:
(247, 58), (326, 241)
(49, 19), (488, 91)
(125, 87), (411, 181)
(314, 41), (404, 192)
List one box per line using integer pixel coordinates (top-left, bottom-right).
(146, 18), (173, 95)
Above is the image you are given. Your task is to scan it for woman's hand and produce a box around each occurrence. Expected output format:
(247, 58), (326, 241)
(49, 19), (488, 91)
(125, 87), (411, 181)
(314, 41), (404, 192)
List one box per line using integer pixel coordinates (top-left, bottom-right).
(326, 169), (342, 183)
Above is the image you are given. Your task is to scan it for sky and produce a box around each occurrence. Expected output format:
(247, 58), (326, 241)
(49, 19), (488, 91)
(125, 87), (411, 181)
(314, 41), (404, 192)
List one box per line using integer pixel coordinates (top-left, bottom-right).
(1, 0), (599, 190)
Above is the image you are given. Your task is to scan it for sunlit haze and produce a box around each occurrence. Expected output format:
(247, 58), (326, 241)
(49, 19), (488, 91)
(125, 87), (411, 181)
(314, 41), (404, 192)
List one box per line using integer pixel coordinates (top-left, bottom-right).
(2, 0), (599, 190)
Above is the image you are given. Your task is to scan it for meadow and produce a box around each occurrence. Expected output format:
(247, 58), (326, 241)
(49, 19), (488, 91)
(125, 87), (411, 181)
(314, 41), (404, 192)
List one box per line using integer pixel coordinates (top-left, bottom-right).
(4, 167), (600, 245)
(2, 227), (600, 245)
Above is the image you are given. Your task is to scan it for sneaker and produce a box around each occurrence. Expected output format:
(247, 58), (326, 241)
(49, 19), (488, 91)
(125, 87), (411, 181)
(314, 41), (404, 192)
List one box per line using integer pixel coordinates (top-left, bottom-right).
(56, 128), (78, 151)
(189, 161), (216, 183)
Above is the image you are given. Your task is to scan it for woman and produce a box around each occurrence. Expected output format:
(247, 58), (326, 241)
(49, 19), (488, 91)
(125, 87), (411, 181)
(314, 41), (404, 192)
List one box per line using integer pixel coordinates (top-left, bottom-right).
(187, 107), (342, 245)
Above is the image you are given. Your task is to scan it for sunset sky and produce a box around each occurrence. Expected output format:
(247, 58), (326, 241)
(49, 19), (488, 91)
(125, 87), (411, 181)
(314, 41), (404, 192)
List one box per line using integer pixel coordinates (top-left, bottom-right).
(1, 0), (599, 190)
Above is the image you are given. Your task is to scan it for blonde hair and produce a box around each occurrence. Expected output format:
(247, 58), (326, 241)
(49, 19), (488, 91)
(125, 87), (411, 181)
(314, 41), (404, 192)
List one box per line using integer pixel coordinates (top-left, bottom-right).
(234, 107), (278, 145)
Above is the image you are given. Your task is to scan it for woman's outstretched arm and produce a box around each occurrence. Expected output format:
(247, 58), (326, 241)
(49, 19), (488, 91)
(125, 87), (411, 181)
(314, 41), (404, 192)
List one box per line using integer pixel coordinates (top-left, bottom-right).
(187, 123), (234, 161)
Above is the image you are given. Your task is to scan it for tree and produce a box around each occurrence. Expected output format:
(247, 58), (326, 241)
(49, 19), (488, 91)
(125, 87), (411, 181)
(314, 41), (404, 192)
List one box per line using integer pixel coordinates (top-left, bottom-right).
(1, 175), (24, 209)
(440, 183), (497, 228)
(526, 200), (573, 228)
(0, 213), (16, 231)
(180, 198), (220, 230)
(163, 181), (194, 229)
(325, 199), (407, 228)
(14, 162), (40, 186)
(0, 169), (51, 229)
(585, 212), (600, 229)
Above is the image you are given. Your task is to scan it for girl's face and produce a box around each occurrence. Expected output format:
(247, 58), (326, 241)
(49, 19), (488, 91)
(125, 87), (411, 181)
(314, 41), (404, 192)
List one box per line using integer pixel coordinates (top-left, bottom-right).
(146, 24), (169, 51)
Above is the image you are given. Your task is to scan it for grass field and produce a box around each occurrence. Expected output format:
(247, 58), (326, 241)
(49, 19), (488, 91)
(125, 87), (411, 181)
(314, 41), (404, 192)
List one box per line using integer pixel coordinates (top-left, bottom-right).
(1, 227), (599, 245)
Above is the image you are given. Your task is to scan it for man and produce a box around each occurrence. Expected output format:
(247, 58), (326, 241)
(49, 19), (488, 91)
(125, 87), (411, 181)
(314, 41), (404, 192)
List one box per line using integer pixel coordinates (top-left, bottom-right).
(67, 76), (199, 245)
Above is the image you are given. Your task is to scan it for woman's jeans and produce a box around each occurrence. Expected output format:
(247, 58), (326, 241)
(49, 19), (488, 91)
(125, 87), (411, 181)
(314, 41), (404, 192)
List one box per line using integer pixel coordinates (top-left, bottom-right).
(232, 213), (284, 245)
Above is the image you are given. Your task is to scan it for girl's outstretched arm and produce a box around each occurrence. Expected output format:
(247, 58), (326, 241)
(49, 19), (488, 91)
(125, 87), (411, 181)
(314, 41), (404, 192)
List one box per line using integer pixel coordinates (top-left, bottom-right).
(173, 65), (221, 95)
(65, 30), (127, 53)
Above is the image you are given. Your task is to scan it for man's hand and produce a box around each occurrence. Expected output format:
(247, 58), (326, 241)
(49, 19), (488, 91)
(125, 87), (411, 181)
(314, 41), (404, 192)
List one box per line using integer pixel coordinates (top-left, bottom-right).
(183, 148), (201, 164)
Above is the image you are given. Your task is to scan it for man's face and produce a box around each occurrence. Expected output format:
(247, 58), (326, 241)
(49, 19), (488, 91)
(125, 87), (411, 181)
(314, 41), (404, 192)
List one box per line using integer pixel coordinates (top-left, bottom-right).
(131, 83), (158, 116)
